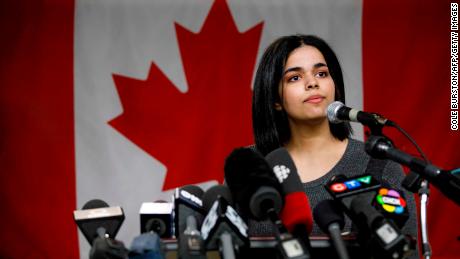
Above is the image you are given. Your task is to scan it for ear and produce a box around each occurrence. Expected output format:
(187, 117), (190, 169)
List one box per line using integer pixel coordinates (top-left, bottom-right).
(274, 102), (282, 111)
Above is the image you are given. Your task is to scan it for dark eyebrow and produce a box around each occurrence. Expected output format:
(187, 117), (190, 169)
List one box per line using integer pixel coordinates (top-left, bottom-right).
(283, 63), (328, 75)
(313, 62), (327, 69)
(283, 67), (303, 75)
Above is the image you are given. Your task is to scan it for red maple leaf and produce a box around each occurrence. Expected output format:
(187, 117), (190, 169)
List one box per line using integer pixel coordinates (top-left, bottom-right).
(108, 0), (263, 190)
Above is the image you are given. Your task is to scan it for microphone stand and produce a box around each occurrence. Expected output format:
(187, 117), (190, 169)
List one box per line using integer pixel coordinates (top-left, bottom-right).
(219, 232), (236, 259)
(402, 171), (432, 259)
(419, 180), (432, 259)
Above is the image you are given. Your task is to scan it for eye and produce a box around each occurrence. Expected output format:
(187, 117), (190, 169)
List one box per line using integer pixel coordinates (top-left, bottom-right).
(316, 71), (329, 78)
(287, 75), (301, 82)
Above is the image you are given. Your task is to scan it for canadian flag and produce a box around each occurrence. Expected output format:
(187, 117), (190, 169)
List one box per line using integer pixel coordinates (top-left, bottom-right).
(0, 0), (458, 258)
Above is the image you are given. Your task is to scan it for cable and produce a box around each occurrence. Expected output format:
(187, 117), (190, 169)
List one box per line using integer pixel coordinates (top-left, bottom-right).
(388, 121), (429, 162)
(387, 121), (432, 259)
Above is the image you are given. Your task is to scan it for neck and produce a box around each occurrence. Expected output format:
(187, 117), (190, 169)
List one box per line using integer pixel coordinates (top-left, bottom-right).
(285, 118), (341, 154)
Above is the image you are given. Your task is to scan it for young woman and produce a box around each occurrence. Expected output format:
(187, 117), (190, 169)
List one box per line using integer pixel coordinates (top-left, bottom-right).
(251, 34), (418, 252)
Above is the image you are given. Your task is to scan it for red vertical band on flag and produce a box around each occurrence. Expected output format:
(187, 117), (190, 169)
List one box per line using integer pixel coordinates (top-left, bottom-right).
(363, 0), (460, 258)
(0, 0), (78, 258)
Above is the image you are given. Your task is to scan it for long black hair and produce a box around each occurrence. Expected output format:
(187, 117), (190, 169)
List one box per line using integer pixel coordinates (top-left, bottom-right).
(252, 34), (352, 155)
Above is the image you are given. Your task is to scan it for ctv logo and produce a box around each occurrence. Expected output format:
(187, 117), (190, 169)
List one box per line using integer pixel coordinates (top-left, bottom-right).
(375, 188), (406, 214)
(329, 175), (372, 193)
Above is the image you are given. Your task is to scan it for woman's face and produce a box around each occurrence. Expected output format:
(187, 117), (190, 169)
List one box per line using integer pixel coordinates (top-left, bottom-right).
(276, 45), (335, 124)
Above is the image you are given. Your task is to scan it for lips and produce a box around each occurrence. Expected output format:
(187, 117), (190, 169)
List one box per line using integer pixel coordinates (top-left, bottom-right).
(304, 95), (324, 103)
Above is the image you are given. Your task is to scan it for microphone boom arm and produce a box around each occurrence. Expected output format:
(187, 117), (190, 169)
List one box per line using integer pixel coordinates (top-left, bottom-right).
(365, 135), (460, 206)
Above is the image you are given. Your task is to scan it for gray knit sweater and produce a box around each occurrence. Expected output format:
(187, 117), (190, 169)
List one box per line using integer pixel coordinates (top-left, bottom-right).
(249, 138), (418, 255)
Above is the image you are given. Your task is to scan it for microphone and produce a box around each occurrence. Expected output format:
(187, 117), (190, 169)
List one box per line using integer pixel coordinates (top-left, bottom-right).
(372, 187), (409, 229)
(265, 148), (313, 255)
(173, 185), (205, 237)
(139, 201), (173, 238)
(174, 185), (206, 259)
(366, 135), (460, 206)
(73, 199), (129, 259)
(74, 199), (125, 245)
(265, 147), (313, 234)
(224, 147), (311, 259)
(313, 200), (350, 259)
(326, 174), (414, 259)
(224, 147), (283, 219)
(200, 184), (249, 259)
(327, 101), (392, 127)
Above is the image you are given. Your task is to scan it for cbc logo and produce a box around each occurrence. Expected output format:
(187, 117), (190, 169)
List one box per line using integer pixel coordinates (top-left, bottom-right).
(273, 165), (290, 183)
(376, 188), (406, 214)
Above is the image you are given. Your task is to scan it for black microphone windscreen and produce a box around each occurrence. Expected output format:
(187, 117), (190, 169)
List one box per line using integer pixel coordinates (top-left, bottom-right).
(224, 147), (282, 216)
(180, 185), (204, 199)
(265, 147), (303, 194)
(224, 148), (271, 184)
(313, 199), (345, 232)
(202, 185), (233, 212)
(82, 199), (109, 210)
(350, 194), (382, 227)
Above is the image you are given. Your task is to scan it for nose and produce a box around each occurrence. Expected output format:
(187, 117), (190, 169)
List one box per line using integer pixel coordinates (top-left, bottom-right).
(305, 75), (319, 90)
